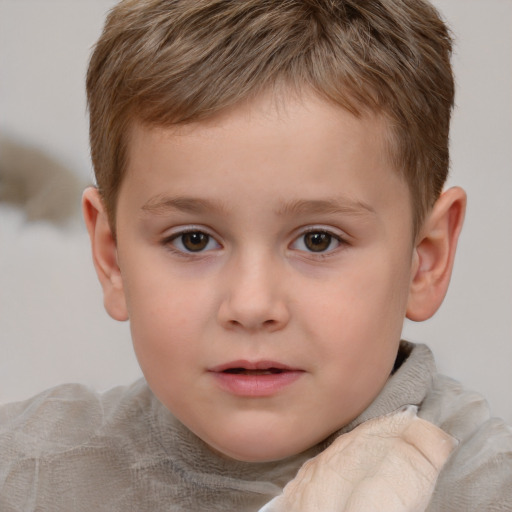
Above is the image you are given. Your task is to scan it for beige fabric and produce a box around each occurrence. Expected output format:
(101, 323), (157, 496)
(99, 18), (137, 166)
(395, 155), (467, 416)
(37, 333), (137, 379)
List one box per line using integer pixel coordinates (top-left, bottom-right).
(260, 406), (458, 512)
(0, 342), (511, 511)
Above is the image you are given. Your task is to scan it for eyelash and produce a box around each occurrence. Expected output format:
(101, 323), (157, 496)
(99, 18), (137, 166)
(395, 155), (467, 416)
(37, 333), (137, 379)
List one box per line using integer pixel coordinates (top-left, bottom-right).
(161, 227), (348, 257)
(290, 228), (347, 258)
(162, 228), (220, 256)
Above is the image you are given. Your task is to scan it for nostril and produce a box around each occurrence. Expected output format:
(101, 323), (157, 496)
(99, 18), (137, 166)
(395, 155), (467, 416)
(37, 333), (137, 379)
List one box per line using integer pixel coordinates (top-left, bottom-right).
(228, 318), (276, 327)
(218, 298), (290, 331)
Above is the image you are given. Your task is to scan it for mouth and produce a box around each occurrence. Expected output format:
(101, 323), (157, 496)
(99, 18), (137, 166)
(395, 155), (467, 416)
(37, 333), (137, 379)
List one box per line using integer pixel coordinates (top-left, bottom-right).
(209, 360), (300, 374)
(208, 360), (304, 397)
(221, 367), (289, 376)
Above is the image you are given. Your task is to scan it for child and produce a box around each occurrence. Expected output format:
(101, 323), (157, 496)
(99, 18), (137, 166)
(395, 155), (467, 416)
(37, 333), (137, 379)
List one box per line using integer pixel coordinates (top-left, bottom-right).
(1, 0), (511, 510)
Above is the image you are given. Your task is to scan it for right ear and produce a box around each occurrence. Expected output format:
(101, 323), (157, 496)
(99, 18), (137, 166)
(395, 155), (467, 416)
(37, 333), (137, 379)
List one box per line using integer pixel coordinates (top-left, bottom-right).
(82, 187), (128, 321)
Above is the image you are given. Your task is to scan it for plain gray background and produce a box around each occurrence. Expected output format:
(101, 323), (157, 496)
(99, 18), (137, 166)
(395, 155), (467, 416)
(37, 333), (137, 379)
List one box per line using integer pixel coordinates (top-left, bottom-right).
(1, 0), (511, 423)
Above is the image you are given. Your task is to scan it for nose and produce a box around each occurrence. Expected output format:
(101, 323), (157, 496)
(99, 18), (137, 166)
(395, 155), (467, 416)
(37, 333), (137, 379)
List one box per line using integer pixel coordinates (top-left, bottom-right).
(217, 253), (290, 333)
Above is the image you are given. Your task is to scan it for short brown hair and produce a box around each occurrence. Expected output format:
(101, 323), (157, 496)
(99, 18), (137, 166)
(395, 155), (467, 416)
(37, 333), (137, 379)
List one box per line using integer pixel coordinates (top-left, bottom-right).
(87, 0), (454, 236)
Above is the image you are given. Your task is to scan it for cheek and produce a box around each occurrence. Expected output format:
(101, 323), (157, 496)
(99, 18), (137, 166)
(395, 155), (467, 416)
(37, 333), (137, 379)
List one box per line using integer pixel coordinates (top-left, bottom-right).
(306, 255), (409, 373)
(350, 248), (412, 323)
(121, 266), (215, 371)
(313, 265), (407, 337)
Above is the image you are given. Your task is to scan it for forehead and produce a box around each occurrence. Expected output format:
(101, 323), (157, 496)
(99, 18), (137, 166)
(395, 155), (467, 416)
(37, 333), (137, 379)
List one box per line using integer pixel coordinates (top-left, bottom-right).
(127, 91), (391, 171)
(121, 92), (411, 227)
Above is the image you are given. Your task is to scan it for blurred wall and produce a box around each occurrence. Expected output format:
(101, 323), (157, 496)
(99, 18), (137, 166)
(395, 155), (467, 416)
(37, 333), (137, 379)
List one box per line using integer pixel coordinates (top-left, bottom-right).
(0, 0), (511, 423)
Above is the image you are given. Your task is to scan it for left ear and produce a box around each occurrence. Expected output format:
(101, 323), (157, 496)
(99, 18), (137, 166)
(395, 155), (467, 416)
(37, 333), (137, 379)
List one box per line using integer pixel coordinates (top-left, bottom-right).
(406, 187), (466, 321)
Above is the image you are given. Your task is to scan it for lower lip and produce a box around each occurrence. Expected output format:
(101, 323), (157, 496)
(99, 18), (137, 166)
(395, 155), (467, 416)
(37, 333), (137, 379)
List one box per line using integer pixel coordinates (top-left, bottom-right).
(210, 371), (304, 397)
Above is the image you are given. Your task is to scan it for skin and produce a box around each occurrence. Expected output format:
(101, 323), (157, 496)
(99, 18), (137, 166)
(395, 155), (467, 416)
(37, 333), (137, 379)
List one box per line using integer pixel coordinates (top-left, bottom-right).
(261, 406), (458, 512)
(83, 91), (466, 462)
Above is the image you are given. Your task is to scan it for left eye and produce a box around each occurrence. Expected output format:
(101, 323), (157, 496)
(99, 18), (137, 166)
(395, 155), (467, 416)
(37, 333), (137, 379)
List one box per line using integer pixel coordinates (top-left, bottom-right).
(291, 231), (341, 253)
(168, 231), (220, 253)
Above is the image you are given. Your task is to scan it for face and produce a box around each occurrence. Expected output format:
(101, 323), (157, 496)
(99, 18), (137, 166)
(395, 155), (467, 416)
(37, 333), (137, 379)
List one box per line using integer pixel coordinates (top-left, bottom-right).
(114, 92), (417, 462)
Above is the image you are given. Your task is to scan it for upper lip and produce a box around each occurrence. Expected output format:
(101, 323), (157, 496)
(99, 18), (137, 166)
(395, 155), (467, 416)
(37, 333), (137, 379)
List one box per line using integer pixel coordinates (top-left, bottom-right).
(209, 360), (301, 373)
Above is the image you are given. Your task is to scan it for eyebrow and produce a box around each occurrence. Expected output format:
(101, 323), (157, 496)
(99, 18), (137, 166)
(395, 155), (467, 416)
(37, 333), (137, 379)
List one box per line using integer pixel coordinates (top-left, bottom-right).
(140, 195), (376, 218)
(275, 198), (376, 217)
(140, 195), (229, 216)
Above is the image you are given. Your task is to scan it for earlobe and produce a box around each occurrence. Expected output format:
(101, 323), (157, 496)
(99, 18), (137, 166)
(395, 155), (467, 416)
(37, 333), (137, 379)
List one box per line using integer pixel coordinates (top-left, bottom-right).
(82, 187), (129, 321)
(406, 187), (466, 322)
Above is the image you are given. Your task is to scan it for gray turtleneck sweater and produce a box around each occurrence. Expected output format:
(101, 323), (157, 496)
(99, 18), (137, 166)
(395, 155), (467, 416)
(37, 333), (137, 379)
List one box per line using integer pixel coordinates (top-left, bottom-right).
(1, 342), (511, 511)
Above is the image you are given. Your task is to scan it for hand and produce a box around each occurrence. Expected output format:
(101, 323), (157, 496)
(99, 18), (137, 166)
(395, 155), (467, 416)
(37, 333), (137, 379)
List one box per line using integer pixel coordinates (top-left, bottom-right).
(259, 406), (457, 512)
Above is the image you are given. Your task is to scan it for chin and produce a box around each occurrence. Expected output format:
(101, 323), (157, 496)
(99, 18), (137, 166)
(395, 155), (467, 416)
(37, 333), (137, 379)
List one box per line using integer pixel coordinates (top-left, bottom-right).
(206, 436), (313, 463)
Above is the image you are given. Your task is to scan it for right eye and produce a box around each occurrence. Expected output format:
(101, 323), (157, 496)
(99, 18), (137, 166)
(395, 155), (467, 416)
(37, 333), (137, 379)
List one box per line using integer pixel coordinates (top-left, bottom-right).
(167, 231), (220, 253)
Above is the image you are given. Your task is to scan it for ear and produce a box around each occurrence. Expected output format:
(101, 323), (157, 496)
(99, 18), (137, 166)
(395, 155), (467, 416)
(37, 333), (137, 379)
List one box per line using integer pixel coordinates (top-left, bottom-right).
(82, 187), (129, 321)
(406, 187), (466, 321)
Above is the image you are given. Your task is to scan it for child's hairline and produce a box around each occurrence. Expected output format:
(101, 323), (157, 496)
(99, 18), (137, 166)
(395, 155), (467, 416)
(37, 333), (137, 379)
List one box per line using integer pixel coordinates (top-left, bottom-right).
(88, 0), (454, 246)
(99, 86), (422, 245)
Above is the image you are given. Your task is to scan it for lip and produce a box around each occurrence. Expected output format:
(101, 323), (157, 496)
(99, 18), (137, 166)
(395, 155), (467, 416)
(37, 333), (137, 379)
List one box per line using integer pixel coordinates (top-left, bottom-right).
(208, 360), (304, 397)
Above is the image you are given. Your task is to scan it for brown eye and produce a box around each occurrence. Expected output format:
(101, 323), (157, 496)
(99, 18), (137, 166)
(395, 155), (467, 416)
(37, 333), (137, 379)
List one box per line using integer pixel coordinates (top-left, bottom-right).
(167, 228), (221, 255)
(181, 232), (210, 252)
(168, 230), (220, 254)
(303, 232), (333, 252)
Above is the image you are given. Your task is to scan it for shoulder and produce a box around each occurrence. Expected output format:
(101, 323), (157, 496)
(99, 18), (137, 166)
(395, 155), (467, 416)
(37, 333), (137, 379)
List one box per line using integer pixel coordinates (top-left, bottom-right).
(420, 374), (512, 511)
(0, 380), (148, 446)
(0, 379), (157, 509)
(1, 383), (101, 450)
